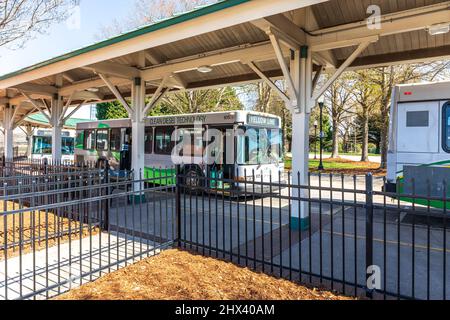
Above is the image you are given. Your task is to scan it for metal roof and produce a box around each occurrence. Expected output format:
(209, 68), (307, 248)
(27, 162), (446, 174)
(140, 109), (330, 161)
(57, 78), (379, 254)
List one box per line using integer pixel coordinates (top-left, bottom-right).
(24, 113), (91, 130)
(1, 0), (450, 129)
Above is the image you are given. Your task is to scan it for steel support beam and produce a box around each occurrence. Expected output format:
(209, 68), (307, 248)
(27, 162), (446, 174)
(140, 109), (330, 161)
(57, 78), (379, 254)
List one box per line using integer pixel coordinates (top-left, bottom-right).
(142, 75), (170, 117)
(62, 100), (87, 124)
(131, 77), (146, 193)
(99, 74), (133, 115)
(3, 105), (14, 160)
(59, 91), (75, 124)
(290, 47), (311, 231)
(87, 61), (141, 79)
(268, 32), (297, 104)
(19, 91), (51, 122)
(308, 2), (450, 50)
(247, 61), (291, 109)
(51, 94), (63, 162)
(313, 41), (372, 101)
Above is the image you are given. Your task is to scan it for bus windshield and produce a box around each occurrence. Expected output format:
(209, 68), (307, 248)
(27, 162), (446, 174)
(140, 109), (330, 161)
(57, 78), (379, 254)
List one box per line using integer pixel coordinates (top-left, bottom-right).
(237, 127), (283, 165)
(33, 136), (52, 155)
(62, 137), (75, 155)
(32, 136), (75, 155)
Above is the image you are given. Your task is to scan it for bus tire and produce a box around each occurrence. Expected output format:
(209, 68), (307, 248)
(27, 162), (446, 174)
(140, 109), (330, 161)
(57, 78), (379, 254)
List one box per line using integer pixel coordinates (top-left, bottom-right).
(182, 166), (204, 192)
(96, 158), (108, 170)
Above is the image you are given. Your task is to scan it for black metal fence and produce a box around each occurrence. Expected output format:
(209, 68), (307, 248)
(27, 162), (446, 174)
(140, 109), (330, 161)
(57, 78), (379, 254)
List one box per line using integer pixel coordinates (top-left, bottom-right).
(0, 168), (175, 300)
(0, 164), (449, 300)
(176, 169), (449, 301)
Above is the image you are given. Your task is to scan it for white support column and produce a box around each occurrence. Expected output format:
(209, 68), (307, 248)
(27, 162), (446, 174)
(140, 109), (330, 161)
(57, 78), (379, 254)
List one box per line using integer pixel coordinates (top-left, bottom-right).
(3, 105), (14, 160)
(23, 125), (34, 159)
(291, 46), (312, 231)
(131, 77), (146, 184)
(51, 94), (63, 163)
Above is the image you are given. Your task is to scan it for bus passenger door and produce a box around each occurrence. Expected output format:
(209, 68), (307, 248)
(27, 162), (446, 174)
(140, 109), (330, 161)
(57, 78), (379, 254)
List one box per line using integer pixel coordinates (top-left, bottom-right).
(120, 128), (132, 171)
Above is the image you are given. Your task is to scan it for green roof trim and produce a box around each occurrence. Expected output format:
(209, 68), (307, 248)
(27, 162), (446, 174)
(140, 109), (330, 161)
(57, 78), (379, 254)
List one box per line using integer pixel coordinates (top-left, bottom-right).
(0, 0), (251, 81)
(26, 113), (91, 128)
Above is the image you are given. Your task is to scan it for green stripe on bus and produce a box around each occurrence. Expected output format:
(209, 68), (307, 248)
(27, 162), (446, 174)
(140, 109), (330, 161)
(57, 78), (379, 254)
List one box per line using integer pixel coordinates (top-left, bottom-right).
(144, 167), (176, 185)
(397, 180), (450, 209)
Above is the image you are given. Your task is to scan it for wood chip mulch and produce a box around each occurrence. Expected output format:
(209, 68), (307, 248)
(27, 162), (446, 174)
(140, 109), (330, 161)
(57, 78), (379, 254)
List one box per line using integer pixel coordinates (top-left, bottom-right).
(1, 202), (99, 260)
(57, 249), (353, 300)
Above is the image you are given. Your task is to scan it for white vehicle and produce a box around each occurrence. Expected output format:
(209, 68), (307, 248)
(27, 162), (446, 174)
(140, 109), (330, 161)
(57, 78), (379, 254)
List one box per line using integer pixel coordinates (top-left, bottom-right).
(31, 130), (76, 163)
(75, 111), (285, 191)
(386, 81), (450, 206)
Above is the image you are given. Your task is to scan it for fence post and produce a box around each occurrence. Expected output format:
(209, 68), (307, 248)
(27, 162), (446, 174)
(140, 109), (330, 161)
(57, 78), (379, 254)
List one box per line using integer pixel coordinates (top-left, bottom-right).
(365, 173), (374, 298)
(103, 160), (110, 231)
(175, 165), (182, 248)
(1, 154), (5, 177)
(43, 158), (48, 175)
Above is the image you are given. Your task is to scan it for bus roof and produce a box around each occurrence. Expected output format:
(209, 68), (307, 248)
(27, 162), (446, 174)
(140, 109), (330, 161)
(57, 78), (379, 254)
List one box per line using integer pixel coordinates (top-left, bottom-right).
(76, 110), (282, 130)
(396, 81), (450, 103)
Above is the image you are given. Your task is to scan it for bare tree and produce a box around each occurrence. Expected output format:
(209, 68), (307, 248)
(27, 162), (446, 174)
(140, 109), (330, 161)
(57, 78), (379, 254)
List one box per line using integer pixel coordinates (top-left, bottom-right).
(353, 70), (379, 162)
(0, 0), (77, 49)
(98, 0), (217, 40)
(156, 87), (242, 114)
(324, 75), (355, 159)
(241, 81), (293, 151)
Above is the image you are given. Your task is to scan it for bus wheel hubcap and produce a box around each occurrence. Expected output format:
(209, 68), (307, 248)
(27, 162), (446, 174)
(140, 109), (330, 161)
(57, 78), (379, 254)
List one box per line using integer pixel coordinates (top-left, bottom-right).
(186, 171), (199, 188)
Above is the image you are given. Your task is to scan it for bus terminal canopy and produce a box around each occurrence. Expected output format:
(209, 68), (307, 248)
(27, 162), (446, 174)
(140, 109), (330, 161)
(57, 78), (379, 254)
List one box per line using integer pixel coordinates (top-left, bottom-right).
(0, 0), (450, 198)
(24, 113), (91, 130)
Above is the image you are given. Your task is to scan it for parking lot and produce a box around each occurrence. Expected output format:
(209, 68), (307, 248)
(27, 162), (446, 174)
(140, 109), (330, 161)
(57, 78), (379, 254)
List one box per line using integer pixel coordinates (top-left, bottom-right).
(103, 174), (449, 300)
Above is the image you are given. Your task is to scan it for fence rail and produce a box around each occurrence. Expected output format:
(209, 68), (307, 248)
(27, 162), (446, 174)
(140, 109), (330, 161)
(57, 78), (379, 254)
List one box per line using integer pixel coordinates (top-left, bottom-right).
(0, 163), (448, 300)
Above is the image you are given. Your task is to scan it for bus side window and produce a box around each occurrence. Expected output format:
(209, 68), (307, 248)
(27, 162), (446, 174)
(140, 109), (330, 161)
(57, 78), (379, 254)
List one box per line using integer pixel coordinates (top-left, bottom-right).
(96, 129), (109, 151)
(110, 128), (121, 152)
(155, 127), (174, 155)
(75, 130), (84, 149)
(145, 127), (153, 154)
(84, 130), (96, 150)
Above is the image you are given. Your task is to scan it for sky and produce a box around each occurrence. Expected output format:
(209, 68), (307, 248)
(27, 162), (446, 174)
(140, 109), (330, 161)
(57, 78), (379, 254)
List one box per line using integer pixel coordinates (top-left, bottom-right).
(0, 0), (134, 119)
(0, 0), (132, 76)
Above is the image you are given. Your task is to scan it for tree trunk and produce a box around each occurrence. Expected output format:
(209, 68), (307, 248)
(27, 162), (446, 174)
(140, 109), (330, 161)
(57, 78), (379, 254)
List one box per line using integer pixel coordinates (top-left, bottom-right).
(342, 132), (348, 153)
(331, 118), (339, 158)
(361, 108), (369, 162)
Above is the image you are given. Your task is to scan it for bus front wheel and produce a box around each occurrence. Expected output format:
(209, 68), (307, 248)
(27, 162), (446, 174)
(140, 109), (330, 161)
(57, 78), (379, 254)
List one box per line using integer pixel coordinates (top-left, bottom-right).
(183, 167), (204, 191)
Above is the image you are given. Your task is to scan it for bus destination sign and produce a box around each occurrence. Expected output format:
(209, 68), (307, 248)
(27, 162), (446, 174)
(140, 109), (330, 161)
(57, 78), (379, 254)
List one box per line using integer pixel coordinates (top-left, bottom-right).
(247, 115), (279, 127)
(147, 115), (208, 126)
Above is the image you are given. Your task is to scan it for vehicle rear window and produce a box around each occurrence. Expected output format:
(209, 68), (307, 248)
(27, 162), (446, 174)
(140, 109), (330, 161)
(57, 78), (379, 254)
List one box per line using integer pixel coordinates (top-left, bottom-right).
(406, 111), (429, 127)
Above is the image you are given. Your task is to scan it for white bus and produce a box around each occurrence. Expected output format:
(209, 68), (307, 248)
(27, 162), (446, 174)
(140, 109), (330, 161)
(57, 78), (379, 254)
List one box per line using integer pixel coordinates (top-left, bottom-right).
(386, 81), (450, 207)
(31, 130), (76, 163)
(75, 111), (284, 190)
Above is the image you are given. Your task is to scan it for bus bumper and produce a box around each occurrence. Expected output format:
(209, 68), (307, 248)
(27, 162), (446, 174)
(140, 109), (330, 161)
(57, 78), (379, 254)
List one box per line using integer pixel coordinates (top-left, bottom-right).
(234, 180), (287, 195)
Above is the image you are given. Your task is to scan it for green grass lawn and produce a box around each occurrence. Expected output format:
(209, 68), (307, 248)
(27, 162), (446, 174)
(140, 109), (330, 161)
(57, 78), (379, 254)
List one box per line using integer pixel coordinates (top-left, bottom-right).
(322, 152), (379, 157)
(285, 159), (380, 171)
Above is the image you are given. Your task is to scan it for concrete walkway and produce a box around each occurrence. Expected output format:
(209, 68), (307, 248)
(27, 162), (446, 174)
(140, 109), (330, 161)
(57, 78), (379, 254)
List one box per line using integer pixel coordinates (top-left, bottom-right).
(0, 233), (161, 300)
